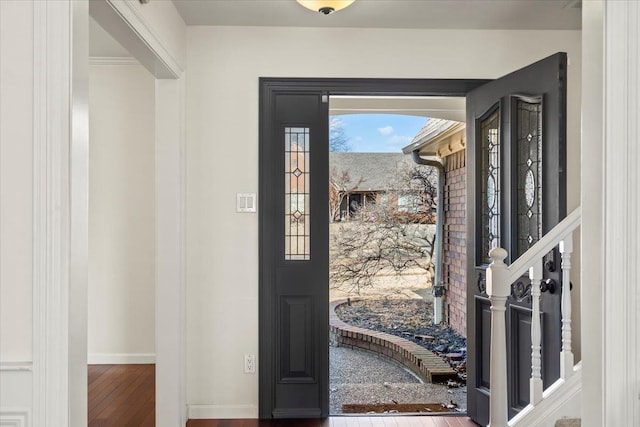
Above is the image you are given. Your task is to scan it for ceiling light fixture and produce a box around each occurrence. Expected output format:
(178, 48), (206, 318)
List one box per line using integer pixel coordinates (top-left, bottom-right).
(296, 0), (355, 15)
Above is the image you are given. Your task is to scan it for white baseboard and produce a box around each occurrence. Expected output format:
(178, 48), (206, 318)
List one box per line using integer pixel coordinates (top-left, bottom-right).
(87, 353), (155, 364)
(0, 408), (30, 427)
(188, 404), (258, 419)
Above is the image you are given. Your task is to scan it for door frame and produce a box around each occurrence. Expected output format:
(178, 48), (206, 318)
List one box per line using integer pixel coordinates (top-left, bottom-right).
(258, 77), (489, 418)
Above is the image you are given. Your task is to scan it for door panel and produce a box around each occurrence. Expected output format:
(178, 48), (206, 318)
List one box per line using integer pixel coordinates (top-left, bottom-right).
(261, 92), (329, 418)
(466, 53), (567, 426)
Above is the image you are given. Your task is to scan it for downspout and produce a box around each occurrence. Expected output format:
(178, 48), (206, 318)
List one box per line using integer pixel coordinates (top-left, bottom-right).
(411, 150), (445, 325)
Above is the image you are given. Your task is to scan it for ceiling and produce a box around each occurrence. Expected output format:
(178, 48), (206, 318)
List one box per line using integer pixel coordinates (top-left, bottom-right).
(88, 1), (578, 119)
(90, 16), (131, 58)
(172, 0), (581, 30)
(330, 96), (465, 121)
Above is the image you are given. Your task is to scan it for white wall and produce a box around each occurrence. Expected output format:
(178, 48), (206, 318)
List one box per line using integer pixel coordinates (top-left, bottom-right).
(0, 1), (34, 423)
(185, 26), (582, 418)
(88, 62), (156, 363)
(580, 2), (604, 425)
(0, 0), (34, 365)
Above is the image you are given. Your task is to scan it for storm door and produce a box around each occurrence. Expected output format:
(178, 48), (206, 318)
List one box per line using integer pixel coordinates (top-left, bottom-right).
(259, 89), (330, 418)
(465, 53), (567, 425)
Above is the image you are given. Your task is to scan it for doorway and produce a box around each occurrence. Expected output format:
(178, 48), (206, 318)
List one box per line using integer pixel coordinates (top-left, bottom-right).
(259, 54), (568, 424)
(326, 104), (467, 415)
(258, 79), (486, 419)
(87, 17), (157, 425)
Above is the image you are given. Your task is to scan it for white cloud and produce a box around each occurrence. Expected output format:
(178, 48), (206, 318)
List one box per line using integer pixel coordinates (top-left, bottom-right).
(377, 125), (394, 136)
(387, 135), (412, 146)
(355, 136), (363, 141)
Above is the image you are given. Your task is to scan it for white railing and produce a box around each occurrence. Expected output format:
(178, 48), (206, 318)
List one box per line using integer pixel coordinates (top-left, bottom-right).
(485, 207), (581, 427)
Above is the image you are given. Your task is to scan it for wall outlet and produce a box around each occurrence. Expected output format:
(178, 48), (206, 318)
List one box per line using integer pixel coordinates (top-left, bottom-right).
(244, 354), (256, 374)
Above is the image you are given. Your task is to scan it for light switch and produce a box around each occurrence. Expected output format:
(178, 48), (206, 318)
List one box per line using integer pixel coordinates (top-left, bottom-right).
(237, 193), (257, 213)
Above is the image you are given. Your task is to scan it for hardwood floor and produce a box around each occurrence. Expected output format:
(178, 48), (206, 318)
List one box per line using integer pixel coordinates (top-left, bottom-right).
(187, 417), (477, 427)
(88, 365), (476, 426)
(88, 364), (155, 426)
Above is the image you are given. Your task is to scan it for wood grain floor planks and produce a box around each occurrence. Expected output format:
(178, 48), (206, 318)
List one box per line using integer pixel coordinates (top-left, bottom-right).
(88, 364), (155, 426)
(88, 365), (477, 427)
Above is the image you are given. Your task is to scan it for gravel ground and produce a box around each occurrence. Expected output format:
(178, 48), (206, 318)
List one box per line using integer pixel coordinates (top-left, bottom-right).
(330, 346), (467, 415)
(335, 299), (467, 357)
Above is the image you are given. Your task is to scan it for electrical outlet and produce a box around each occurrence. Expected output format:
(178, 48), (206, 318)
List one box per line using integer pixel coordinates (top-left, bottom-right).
(244, 354), (256, 374)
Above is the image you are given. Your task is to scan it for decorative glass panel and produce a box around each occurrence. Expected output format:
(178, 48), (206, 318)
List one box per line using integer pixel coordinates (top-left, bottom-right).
(516, 99), (543, 256)
(285, 127), (310, 260)
(480, 108), (500, 264)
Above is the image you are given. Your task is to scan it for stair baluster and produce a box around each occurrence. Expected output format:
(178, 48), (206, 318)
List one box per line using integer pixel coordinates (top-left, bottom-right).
(560, 235), (575, 379)
(529, 260), (544, 405)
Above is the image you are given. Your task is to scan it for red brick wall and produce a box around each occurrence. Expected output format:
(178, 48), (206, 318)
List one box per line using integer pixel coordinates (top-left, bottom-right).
(442, 150), (467, 336)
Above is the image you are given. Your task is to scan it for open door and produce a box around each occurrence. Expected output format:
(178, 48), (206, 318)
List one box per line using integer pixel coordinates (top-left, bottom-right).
(466, 53), (567, 425)
(259, 87), (330, 418)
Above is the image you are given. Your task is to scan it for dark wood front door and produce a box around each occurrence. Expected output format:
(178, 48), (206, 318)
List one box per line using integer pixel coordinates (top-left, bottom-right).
(465, 53), (567, 425)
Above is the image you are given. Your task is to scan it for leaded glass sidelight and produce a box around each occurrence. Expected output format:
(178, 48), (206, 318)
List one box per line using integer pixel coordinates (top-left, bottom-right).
(480, 108), (500, 264)
(285, 127), (311, 260)
(516, 99), (543, 256)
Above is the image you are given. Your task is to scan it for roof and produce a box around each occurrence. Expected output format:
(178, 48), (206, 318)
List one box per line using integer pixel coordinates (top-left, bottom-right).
(329, 152), (430, 192)
(402, 118), (465, 156)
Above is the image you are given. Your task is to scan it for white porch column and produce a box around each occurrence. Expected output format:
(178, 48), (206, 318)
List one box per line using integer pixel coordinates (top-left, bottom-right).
(486, 247), (510, 427)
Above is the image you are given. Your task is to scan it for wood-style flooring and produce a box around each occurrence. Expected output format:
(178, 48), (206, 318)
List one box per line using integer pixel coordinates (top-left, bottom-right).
(88, 364), (155, 426)
(89, 364), (477, 426)
(187, 417), (477, 427)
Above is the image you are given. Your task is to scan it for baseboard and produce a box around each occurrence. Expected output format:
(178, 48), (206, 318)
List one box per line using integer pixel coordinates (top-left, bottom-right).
(87, 353), (155, 364)
(188, 404), (258, 419)
(0, 408), (30, 427)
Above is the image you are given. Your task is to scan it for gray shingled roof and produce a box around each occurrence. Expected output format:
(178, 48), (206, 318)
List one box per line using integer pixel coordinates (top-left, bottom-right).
(402, 118), (462, 154)
(329, 152), (430, 192)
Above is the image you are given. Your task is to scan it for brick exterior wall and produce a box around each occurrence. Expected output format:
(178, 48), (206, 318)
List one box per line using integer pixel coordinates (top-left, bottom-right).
(443, 150), (467, 336)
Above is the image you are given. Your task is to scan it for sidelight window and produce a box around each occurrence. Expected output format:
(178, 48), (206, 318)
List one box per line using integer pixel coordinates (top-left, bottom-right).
(285, 127), (311, 260)
(479, 107), (501, 264)
(515, 98), (543, 256)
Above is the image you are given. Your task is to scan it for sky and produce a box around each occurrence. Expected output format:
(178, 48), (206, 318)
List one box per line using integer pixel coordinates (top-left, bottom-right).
(330, 114), (428, 153)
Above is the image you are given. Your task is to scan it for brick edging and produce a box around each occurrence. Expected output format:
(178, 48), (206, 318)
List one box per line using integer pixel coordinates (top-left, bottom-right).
(329, 299), (457, 384)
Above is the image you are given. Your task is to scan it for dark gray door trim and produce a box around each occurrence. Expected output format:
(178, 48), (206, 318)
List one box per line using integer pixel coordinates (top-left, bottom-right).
(258, 77), (490, 419)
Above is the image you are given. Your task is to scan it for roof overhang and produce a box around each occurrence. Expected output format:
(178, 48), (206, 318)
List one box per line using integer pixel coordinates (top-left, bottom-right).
(403, 120), (466, 158)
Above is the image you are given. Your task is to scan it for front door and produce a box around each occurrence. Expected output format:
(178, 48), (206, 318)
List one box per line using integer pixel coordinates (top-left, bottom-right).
(466, 53), (567, 425)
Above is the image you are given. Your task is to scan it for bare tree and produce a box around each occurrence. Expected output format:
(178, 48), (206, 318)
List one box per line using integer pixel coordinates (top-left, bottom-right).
(329, 168), (363, 222)
(330, 164), (438, 295)
(329, 117), (351, 152)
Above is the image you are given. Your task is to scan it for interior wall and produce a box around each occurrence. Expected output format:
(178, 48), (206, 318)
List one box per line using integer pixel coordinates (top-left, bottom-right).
(0, 0), (34, 364)
(88, 62), (156, 362)
(0, 1), (34, 420)
(185, 25), (582, 417)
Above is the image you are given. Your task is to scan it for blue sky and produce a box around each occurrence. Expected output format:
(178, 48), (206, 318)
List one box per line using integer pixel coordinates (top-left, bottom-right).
(330, 114), (428, 153)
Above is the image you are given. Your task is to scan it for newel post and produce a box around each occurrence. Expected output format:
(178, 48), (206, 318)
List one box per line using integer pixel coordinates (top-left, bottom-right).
(486, 247), (510, 427)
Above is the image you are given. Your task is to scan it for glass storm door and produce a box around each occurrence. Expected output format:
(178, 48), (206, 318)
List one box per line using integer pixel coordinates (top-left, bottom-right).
(466, 53), (567, 425)
(259, 89), (330, 418)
